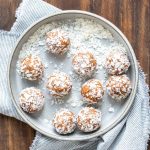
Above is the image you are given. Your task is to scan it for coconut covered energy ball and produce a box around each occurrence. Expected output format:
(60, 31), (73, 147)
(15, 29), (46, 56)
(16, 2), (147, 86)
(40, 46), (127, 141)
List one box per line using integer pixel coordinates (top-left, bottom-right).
(77, 107), (101, 132)
(17, 55), (44, 81)
(46, 29), (70, 55)
(19, 87), (45, 113)
(52, 109), (76, 134)
(81, 79), (104, 104)
(46, 71), (72, 98)
(105, 51), (130, 75)
(72, 50), (97, 77)
(106, 75), (132, 101)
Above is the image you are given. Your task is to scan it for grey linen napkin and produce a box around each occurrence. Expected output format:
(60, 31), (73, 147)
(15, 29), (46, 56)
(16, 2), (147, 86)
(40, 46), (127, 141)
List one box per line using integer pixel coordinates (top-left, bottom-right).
(0, 0), (149, 150)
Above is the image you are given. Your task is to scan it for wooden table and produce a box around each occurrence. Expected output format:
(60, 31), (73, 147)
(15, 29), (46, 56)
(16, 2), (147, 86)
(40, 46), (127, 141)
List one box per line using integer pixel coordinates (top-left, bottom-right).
(0, 0), (149, 149)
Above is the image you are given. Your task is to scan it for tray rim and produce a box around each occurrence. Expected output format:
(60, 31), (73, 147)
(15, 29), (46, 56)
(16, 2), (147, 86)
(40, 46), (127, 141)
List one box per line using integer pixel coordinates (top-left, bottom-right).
(7, 10), (138, 141)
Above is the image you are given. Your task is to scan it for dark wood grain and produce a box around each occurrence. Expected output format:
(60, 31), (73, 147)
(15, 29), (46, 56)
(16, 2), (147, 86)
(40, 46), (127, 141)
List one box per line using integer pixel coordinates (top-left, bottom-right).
(0, 0), (149, 150)
(0, 115), (35, 150)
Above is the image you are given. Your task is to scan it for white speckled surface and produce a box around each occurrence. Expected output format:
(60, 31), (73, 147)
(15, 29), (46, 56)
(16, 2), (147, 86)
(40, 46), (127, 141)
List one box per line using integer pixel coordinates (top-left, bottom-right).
(8, 11), (138, 141)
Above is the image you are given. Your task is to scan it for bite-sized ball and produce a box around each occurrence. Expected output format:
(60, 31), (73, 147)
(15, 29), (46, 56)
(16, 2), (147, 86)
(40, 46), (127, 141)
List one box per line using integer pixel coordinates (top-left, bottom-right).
(72, 50), (97, 77)
(105, 51), (130, 75)
(52, 109), (76, 134)
(19, 87), (45, 113)
(46, 71), (72, 98)
(17, 55), (44, 81)
(46, 29), (70, 55)
(106, 75), (132, 101)
(81, 79), (104, 104)
(77, 107), (101, 132)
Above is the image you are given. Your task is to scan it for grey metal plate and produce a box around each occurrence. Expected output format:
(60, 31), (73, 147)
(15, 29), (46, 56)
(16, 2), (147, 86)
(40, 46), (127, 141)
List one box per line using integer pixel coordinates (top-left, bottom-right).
(8, 10), (138, 141)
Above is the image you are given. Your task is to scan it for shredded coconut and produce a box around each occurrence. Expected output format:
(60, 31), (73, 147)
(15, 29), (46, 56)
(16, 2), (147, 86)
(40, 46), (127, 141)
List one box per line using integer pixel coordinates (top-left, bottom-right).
(46, 71), (72, 98)
(81, 79), (104, 104)
(19, 87), (45, 113)
(77, 107), (101, 132)
(52, 108), (76, 134)
(106, 75), (132, 101)
(17, 18), (129, 109)
(46, 28), (70, 55)
(72, 50), (97, 77)
(105, 50), (130, 75)
(17, 55), (44, 80)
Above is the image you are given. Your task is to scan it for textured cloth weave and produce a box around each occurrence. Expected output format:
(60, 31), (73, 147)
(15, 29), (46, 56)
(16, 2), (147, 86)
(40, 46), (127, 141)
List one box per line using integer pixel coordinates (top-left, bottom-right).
(0, 0), (149, 150)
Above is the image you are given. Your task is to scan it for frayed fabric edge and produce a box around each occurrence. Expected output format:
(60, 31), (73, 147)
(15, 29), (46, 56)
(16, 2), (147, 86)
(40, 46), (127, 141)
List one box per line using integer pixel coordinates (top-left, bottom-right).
(139, 68), (150, 149)
(30, 132), (42, 150)
(10, 0), (30, 33)
(0, 0), (30, 36)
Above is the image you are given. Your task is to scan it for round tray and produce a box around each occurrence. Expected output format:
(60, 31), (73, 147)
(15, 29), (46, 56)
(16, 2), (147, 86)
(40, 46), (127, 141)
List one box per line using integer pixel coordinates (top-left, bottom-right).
(8, 10), (138, 141)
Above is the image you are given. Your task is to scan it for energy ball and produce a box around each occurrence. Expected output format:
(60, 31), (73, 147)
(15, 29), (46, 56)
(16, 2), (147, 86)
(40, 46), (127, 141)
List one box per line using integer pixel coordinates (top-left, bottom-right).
(106, 75), (132, 101)
(19, 87), (45, 113)
(46, 71), (72, 98)
(105, 51), (130, 75)
(72, 50), (97, 77)
(81, 79), (104, 104)
(52, 109), (76, 134)
(46, 29), (70, 55)
(17, 55), (44, 81)
(77, 107), (101, 132)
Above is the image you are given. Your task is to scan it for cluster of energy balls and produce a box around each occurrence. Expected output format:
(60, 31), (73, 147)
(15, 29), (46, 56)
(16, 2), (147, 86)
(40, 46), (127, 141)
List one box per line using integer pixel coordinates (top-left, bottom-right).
(17, 28), (132, 135)
(105, 50), (132, 102)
